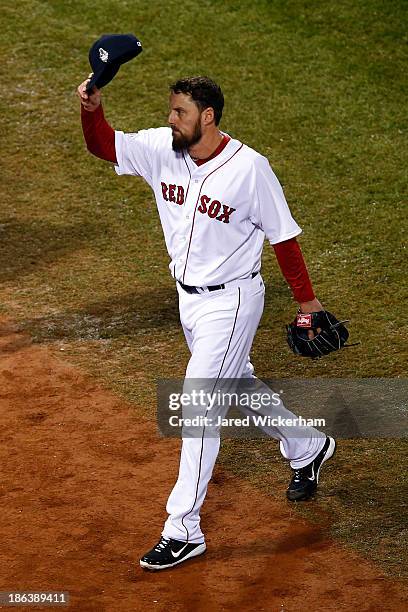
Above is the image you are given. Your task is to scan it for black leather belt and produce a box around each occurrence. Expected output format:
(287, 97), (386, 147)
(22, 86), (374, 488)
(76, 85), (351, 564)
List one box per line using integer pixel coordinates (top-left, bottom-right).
(178, 272), (259, 294)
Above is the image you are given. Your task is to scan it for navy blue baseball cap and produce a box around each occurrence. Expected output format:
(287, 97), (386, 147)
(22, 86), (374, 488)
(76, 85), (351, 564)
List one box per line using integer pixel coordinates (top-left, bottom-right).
(86, 33), (143, 93)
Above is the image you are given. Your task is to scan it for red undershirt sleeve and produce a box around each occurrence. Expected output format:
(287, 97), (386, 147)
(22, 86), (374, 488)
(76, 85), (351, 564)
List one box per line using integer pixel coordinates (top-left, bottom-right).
(81, 104), (117, 164)
(273, 237), (315, 303)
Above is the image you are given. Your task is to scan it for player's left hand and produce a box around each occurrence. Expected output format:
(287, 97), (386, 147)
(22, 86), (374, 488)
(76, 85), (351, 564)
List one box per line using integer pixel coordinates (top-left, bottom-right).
(286, 309), (353, 359)
(299, 298), (324, 339)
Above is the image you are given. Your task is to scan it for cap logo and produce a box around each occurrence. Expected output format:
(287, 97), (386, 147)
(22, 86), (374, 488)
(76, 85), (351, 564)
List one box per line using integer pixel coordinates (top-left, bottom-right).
(99, 47), (109, 62)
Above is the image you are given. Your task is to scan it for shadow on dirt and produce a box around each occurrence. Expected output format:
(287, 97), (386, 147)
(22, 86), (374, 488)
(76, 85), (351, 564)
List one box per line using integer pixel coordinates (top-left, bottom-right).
(16, 286), (179, 344)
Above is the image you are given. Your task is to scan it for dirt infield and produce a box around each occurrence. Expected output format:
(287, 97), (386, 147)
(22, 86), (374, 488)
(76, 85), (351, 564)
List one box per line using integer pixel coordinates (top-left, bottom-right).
(0, 319), (406, 611)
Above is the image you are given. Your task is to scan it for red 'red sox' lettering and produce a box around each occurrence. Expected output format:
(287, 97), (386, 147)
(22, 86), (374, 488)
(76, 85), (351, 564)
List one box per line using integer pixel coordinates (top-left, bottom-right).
(168, 184), (176, 202)
(216, 205), (235, 223)
(161, 182), (185, 205)
(198, 194), (236, 224)
(162, 182), (236, 224)
(198, 195), (210, 214)
(208, 200), (221, 218)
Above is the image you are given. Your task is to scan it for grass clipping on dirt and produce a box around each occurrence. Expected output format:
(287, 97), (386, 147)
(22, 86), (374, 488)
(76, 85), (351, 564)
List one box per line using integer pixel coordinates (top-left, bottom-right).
(1, 0), (407, 578)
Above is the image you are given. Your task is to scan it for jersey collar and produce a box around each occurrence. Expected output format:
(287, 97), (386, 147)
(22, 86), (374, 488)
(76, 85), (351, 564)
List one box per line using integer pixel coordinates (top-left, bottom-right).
(191, 134), (231, 166)
(183, 135), (242, 177)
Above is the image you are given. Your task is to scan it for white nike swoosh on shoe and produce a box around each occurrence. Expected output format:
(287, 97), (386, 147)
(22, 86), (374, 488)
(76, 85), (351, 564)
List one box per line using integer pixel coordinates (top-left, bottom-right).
(307, 464), (315, 481)
(171, 543), (189, 559)
(140, 543), (206, 570)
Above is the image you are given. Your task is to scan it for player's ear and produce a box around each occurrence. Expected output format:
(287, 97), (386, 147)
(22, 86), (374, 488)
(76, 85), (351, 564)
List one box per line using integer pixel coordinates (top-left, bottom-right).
(202, 107), (215, 125)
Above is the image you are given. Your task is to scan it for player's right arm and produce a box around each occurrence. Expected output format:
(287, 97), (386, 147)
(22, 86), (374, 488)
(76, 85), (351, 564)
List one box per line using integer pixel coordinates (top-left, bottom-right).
(77, 76), (157, 185)
(77, 76), (117, 163)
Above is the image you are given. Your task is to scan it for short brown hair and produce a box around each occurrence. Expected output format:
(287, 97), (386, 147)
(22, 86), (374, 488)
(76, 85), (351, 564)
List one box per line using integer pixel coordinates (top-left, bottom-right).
(170, 76), (224, 125)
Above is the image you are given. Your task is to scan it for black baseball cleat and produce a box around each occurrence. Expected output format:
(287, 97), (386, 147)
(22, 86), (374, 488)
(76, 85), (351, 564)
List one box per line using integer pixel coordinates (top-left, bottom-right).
(286, 436), (336, 502)
(139, 536), (206, 571)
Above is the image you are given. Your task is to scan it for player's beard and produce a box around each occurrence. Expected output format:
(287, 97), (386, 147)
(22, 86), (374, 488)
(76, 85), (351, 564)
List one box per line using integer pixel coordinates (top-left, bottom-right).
(171, 119), (202, 152)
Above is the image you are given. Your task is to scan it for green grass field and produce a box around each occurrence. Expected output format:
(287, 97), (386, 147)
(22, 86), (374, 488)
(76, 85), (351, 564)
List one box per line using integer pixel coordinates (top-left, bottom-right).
(1, 0), (407, 578)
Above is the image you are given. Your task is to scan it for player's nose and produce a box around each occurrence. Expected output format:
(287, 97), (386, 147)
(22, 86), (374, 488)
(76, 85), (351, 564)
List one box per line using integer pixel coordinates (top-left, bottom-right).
(168, 110), (177, 125)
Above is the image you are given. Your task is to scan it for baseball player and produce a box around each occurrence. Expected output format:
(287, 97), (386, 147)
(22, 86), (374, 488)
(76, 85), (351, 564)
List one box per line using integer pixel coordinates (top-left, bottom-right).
(77, 75), (338, 571)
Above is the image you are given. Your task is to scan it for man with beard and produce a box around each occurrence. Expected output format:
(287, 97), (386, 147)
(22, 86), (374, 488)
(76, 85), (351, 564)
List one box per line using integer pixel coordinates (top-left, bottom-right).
(77, 75), (336, 571)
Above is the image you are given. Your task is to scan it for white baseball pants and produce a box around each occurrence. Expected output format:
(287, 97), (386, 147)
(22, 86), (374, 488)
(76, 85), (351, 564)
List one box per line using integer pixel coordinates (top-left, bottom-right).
(162, 274), (325, 543)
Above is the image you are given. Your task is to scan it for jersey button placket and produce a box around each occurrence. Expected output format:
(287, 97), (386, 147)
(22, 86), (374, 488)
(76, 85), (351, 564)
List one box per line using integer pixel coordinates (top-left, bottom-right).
(178, 176), (201, 280)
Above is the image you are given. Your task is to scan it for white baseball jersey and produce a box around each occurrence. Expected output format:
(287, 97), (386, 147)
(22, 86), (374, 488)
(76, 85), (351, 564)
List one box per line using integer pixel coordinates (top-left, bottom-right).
(114, 127), (302, 286)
